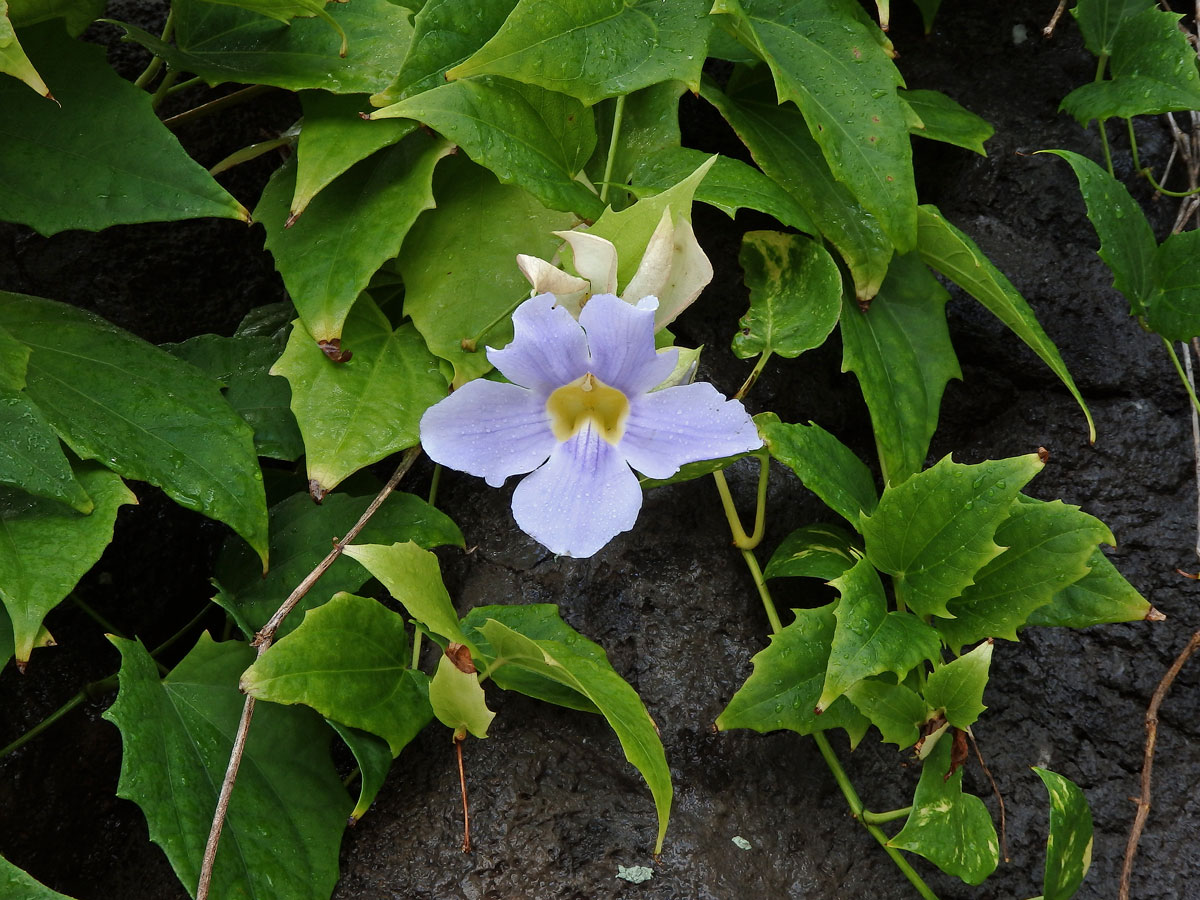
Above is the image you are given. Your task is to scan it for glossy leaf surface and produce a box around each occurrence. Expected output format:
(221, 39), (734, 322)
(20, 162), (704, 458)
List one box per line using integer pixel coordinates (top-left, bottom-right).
(844, 679), (925, 749)
(840, 253), (961, 484)
(0, 3), (50, 97)
(862, 454), (1044, 618)
(257, 133), (453, 343)
(1026, 548), (1151, 628)
(272, 295), (447, 495)
(762, 420), (879, 528)
(923, 640), (991, 729)
(0, 853), (77, 899)
(1073, 0), (1150, 55)
(0, 24), (245, 235)
(243, 592), (433, 755)
(104, 635), (350, 900)
(901, 89), (992, 155)
(1033, 767), (1094, 900)
(764, 523), (860, 581)
(916, 205), (1095, 441)
(0, 462), (133, 664)
(0, 389), (91, 511)
(429, 652), (494, 739)
(0, 293), (268, 565)
(1148, 229), (1200, 341)
(734, 230), (841, 361)
(213, 489), (461, 639)
(447, 0), (709, 105)
(329, 722), (392, 824)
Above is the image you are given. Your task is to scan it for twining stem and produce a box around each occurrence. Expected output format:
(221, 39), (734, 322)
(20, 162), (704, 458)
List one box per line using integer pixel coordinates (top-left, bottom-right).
(197, 447), (422, 900)
(713, 464), (940, 900)
(735, 352), (772, 401)
(1163, 337), (1200, 419)
(150, 69), (180, 111)
(599, 94), (627, 206)
(711, 453), (769, 550)
(1127, 119), (1200, 197)
(861, 806), (914, 825)
(132, 7), (175, 89)
(1095, 55), (1115, 176)
(411, 629), (424, 671)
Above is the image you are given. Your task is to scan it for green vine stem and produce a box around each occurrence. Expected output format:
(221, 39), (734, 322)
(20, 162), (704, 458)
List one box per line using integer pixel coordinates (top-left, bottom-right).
(714, 462), (941, 900)
(861, 805), (915, 826)
(428, 463), (443, 508)
(1164, 337), (1200, 418)
(735, 351), (772, 401)
(599, 93), (627, 206)
(1094, 54), (1115, 176)
(1127, 118), (1200, 197)
(711, 452), (769, 550)
(208, 134), (295, 177)
(150, 69), (180, 111)
(163, 84), (275, 132)
(132, 7), (175, 90)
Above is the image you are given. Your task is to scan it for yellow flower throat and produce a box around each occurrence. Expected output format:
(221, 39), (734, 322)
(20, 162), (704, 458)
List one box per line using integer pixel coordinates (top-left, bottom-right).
(546, 373), (629, 444)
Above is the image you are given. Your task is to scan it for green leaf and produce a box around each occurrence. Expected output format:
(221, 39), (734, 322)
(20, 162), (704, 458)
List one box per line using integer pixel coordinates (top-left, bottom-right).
(900, 88), (993, 155)
(916, 205), (1095, 442)
(113, 0), (412, 94)
(0, 464), (131, 666)
(429, 652), (494, 739)
(734, 231), (842, 361)
(1147, 229), (1200, 341)
(0, 292), (269, 566)
(0, 606), (12, 671)
(1061, 5), (1200, 124)
(764, 523), (861, 581)
(862, 454), (1044, 618)
(213, 489), (462, 639)
(343, 541), (474, 652)
(446, 0), (709, 106)
(242, 592), (433, 756)
(839, 252), (962, 484)
(1040, 149), (1156, 315)
(844, 678), (926, 749)
(888, 736), (999, 884)
(0, 322), (26, 389)
(0, 23), (246, 235)
(716, 604), (871, 746)
(8, 0), (104, 35)
(477, 617), (673, 853)
(271, 296), (448, 495)
(1033, 767), (1094, 900)
(291, 91), (417, 221)
(701, 77), (894, 302)
(396, 154), (576, 386)
(924, 640), (992, 729)
(256, 132), (454, 343)
(104, 634), (350, 900)
(371, 0), (519, 105)
(1025, 549), (1152, 628)
(762, 420), (879, 528)
(461, 603), (606, 713)
(0, 3), (50, 97)
(589, 80), (686, 210)
(712, 0), (916, 252)
(819, 557), (940, 712)
(937, 498), (1115, 650)
(630, 147), (817, 234)
(1072, 0), (1150, 56)
(328, 722), (392, 824)
(166, 331), (303, 462)
(638, 448), (757, 490)
(371, 76), (603, 220)
(0, 852), (78, 899)
(0, 390), (92, 512)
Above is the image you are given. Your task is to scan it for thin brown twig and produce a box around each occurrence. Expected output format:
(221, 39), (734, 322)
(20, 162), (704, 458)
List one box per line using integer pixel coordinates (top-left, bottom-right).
(196, 446), (423, 900)
(967, 730), (1009, 863)
(1043, 0), (1069, 38)
(1119, 629), (1200, 900)
(456, 736), (471, 853)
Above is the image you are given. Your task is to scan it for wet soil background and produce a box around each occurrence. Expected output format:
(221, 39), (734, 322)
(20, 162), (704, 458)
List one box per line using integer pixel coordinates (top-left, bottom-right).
(2, 1), (1199, 898)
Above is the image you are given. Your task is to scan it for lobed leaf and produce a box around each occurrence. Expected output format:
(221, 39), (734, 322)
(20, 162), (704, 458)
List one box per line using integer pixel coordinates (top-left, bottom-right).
(478, 618), (673, 853)
(256, 132), (453, 343)
(242, 592), (433, 756)
(701, 77), (894, 302)
(1072, 0), (1151, 56)
(0, 293), (269, 566)
(0, 2), (50, 97)
(764, 523), (861, 581)
(734, 230), (841, 361)
(397, 154), (576, 386)
(820, 557), (940, 711)
(1025, 548), (1151, 628)
(371, 76), (604, 219)
(861, 454), (1044, 618)
(916, 205), (1095, 442)
(0, 23), (245, 235)
(428, 652), (494, 739)
(1033, 767), (1095, 900)
(212, 489), (462, 639)
(0, 390), (92, 511)
(271, 295), (448, 495)
(1147, 229), (1200, 341)
(328, 722), (392, 824)
(901, 88), (993, 156)
(104, 634), (350, 900)
(888, 737), (999, 884)
(716, 604), (870, 747)
(0, 462), (133, 665)
(762, 420), (879, 528)
(844, 678), (926, 749)
(924, 640), (992, 729)
(839, 252), (961, 484)
(446, 0), (709, 106)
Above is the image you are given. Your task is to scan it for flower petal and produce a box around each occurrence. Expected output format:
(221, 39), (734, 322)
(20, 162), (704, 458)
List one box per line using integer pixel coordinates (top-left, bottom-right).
(511, 423), (642, 558)
(486, 293), (590, 394)
(555, 229), (618, 295)
(621, 212), (713, 330)
(420, 379), (555, 487)
(619, 382), (763, 479)
(516, 253), (590, 299)
(579, 293), (678, 396)
(620, 206), (674, 302)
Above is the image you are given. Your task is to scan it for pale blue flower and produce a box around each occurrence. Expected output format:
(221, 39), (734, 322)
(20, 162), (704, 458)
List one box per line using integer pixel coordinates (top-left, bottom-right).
(420, 292), (762, 558)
